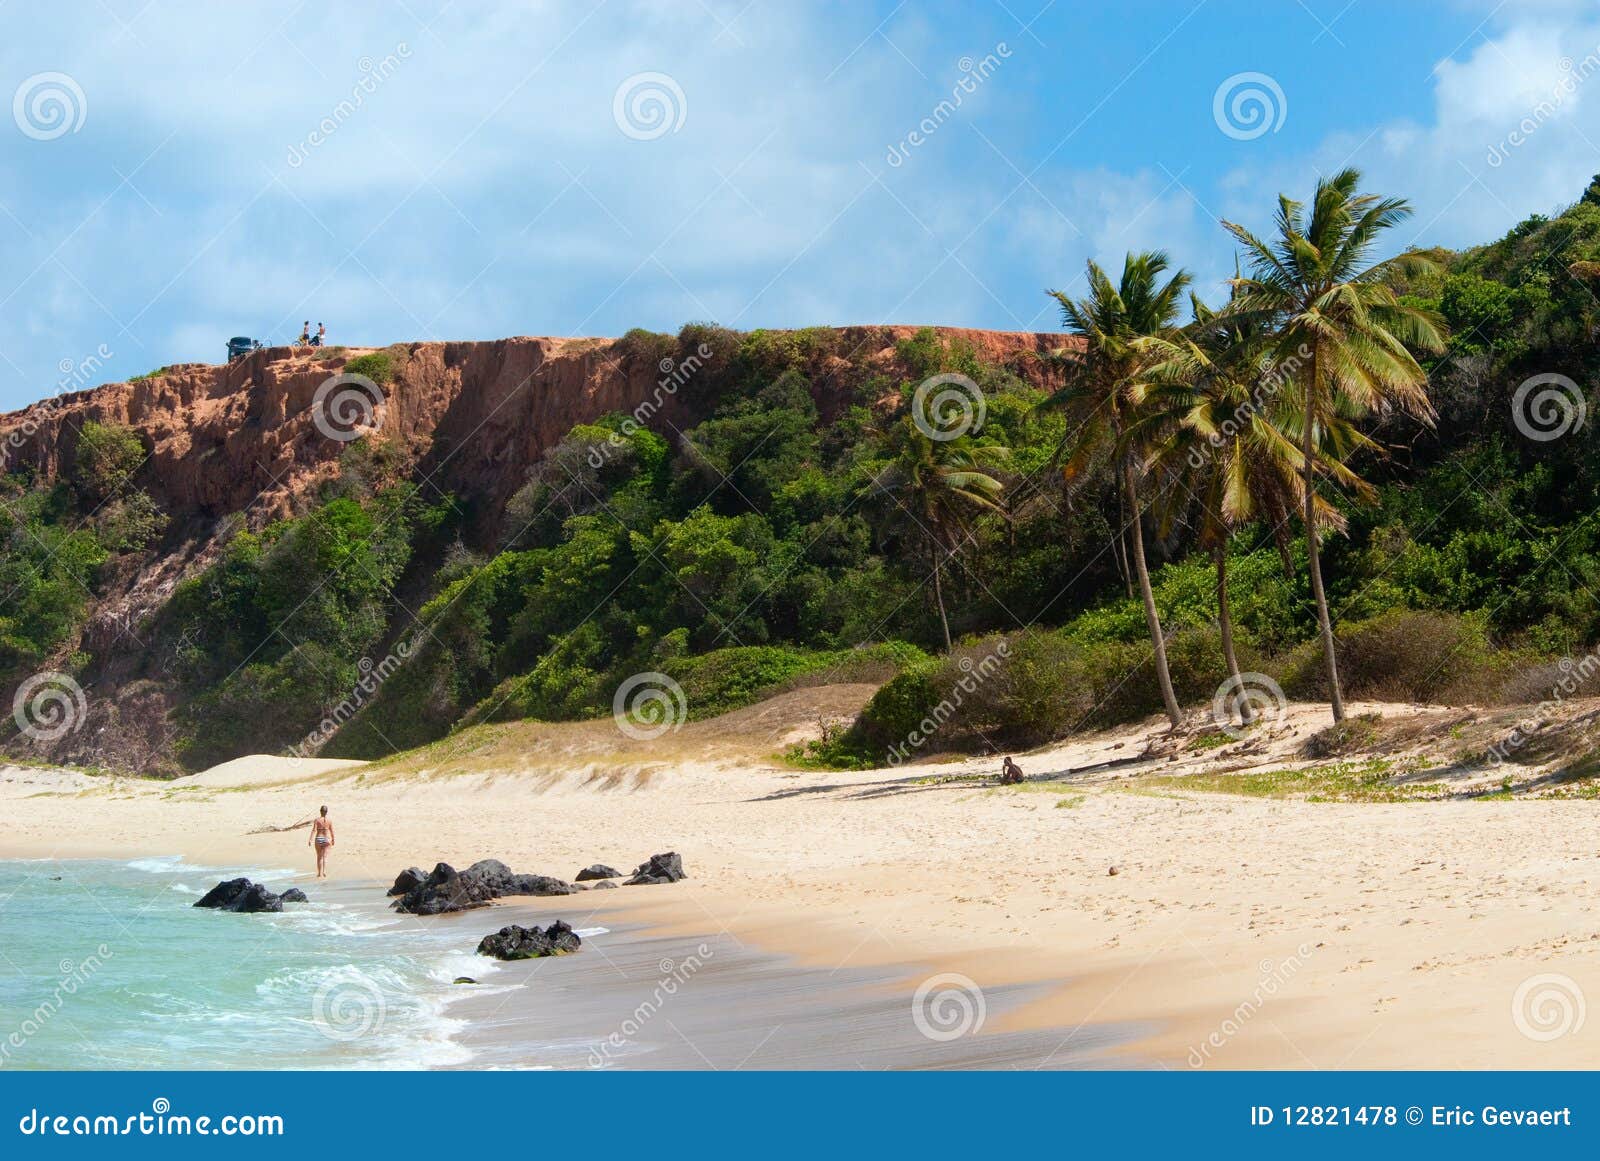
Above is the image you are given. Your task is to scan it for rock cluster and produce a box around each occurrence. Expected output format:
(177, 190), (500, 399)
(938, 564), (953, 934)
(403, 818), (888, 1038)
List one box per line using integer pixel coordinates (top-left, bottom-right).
(193, 877), (308, 913)
(624, 852), (687, 885)
(390, 859), (577, 916)
(476, 919), (582, 960)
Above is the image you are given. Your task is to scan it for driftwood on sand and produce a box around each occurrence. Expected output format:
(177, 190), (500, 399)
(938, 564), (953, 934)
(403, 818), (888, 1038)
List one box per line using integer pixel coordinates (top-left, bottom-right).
(245, 817), (314, 835)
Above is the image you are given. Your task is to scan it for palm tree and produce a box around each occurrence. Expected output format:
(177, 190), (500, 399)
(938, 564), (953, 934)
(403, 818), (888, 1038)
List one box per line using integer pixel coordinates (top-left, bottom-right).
(1139, 296), (1375, 725)
(1047, 252), (1193, 728)
(870, 417), (1009, 651)
(1221, 169), (1446, 722)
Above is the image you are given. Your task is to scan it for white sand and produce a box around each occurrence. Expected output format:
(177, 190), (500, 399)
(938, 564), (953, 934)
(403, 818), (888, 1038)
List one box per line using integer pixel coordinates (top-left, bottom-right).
(4, 691), (1598, 1069)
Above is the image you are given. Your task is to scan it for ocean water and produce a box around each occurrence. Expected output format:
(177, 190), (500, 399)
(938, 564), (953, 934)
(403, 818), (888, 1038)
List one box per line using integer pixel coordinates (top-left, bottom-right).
(0, 857), (552, 1070)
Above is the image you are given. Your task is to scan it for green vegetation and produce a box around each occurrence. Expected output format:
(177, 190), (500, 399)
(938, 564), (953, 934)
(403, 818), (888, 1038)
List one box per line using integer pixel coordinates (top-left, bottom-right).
(13, 173), (1600, 774)
(0, 423), (164, 675)
(1143, 758), (1446, 803)
(341, 351), (395, 385)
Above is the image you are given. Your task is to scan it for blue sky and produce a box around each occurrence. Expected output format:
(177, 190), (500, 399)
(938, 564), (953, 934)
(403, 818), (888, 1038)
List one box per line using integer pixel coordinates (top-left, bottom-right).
(2, 0), (1598, 410)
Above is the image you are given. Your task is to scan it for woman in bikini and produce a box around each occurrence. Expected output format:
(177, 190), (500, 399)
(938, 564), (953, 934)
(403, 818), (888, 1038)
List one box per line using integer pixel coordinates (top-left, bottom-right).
(308, 805), (335, 878)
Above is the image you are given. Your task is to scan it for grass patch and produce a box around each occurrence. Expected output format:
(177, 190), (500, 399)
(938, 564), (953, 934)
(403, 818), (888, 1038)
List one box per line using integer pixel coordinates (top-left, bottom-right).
(1185, 730), (1234, 752)
(1146, 758), (1449, 803)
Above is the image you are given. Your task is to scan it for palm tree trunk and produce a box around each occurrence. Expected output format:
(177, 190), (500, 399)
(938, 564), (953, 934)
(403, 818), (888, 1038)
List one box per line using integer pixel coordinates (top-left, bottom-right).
(1113, 486), (1134, 598)
(1124, 460), (1183, 727)
(1214, 542), (1252, 725)
(1302, 368), (1347, 723)
(931, 535), (953, 652)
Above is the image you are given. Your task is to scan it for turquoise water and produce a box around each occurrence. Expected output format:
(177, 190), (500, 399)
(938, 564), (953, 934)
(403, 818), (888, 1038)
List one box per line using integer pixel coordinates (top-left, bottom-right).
(0, 857), (524, 1070)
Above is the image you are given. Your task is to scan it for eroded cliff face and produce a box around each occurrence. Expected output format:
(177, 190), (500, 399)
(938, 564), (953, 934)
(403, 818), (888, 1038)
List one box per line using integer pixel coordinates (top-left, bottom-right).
(3, 326), (1064, 533)
(0, 325), (1067, 772)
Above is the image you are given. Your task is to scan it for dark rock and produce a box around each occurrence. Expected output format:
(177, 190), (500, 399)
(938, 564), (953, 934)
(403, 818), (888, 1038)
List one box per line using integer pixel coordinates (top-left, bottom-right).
(592, 880), (618, 890)
(194, 878), (282, 913)
(193, 878), (252, 909)
(575, 864), (621, 882)
(392, 859), (576, 916)
(387, 867), (427, 896)
(624, 852), (686, 886)
(476, 919), (582, 960)
(453, 977), (478, 985)
(230, 882), (284, 913)
(279, 887), (308, 903)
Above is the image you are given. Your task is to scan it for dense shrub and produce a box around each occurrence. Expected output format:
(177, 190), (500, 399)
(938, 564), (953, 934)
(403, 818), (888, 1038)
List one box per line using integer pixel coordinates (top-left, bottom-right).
(1279, 610), (1509, 705)
(341, 351), (394, 386)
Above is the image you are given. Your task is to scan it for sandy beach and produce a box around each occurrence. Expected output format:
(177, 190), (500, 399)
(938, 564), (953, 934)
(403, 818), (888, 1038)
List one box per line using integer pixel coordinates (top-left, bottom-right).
(5, 688), (1599, 1069)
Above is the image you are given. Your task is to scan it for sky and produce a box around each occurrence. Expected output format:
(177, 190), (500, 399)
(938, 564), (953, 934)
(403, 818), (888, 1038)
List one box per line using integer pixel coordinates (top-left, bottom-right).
(2, 0), (1600, 410)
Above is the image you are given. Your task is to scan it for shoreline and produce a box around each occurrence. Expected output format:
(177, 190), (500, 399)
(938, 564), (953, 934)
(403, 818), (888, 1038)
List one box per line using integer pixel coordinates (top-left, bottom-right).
(0, 851), (1140, 1070)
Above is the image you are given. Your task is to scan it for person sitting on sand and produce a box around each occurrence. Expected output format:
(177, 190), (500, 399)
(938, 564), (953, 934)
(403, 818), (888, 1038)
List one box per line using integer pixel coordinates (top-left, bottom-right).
(1001, 756), (1024, 785)
(308, 805), (335, 878)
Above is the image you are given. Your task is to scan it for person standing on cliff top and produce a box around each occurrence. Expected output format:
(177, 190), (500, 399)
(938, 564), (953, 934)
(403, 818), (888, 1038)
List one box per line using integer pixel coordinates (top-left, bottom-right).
(313, 322), (326, 347)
